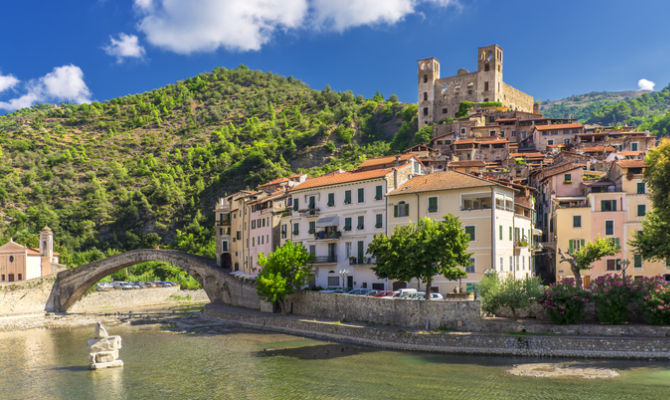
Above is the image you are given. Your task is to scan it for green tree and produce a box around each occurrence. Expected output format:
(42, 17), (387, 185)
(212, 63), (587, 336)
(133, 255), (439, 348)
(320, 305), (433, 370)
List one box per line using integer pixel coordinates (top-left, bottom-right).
(256, 241), (314, 314)
(558, 237), (619, 289)
(367, 216), (471, 299)
(633, 140), (670, 261)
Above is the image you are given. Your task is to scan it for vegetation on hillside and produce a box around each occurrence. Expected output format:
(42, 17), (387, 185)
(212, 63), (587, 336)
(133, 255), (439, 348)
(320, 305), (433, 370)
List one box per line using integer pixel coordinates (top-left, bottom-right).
(541, 84), (670, 136)
(0, 66), (424, 271)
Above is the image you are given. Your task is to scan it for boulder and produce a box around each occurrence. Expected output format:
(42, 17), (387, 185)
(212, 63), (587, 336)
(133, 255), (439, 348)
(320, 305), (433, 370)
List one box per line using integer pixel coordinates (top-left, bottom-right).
(89, 360), (124, 370)
(88, 335), (122, 352)
(88, 350), (119, 364)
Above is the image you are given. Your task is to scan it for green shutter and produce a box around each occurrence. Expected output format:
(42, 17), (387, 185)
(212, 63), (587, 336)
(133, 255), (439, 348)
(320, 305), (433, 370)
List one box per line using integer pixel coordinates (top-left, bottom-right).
(357, 241), (364, 263)
(393, 205), (398, 217)
(569, 240), (574, 254)
(613, 200), (617, 211)
(499, 225), (502, 240)
(601, 200), (606, 211)
(428, 197), (437, 212)
(358, 188), (364, 203)
(638, 204), (646, 216)
(345, 190), (351, 204)
(293, 198), (299, 211)
(376, 185), (383, 200)
(404, 203), (409, 216)
(328, 193), (334, 206)
(344, 217), (351, 231)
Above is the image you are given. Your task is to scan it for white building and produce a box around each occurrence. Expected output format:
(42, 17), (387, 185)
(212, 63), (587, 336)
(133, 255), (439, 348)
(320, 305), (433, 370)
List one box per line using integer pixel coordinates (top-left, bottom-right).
(289, 160), (420, 290)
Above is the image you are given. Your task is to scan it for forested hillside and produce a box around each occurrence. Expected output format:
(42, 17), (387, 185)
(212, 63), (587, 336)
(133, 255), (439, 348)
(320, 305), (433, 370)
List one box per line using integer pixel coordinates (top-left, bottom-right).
(541, 84), (670, 136)
(0, 66), (425, 266)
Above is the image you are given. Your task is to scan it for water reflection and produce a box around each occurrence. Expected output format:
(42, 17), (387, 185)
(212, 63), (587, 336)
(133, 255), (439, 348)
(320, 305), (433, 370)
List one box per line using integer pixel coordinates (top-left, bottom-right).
(1, 324), (670, 400)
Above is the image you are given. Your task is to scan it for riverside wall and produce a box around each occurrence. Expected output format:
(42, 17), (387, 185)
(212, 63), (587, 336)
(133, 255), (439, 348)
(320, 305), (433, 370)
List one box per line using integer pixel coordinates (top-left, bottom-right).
(0, 277), (208, 316)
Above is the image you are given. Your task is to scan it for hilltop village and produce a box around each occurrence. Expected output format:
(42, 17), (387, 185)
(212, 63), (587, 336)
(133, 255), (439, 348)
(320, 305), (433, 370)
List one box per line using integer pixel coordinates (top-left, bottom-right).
(214, 45), (661, 295)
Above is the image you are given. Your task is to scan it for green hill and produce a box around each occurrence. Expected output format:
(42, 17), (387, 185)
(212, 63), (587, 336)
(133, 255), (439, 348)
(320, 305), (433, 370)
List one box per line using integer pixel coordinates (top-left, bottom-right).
(0, 66), (424, 265)
(541, 85), (670, 135)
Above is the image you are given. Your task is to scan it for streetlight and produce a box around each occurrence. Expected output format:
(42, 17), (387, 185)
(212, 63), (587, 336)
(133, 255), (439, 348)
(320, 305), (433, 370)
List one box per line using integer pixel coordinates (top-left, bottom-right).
(339, 268), (349, 292)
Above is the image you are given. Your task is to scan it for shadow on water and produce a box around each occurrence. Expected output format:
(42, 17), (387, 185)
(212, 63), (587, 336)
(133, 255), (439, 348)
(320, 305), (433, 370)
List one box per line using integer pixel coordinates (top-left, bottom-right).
(49, 365), (90, 372)
(253, 343), (377, 360)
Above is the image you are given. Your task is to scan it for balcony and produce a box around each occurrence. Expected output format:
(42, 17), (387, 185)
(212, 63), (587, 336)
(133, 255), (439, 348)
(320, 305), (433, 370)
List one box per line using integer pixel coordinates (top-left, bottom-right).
(312, 255), (338, 264)
(349, 257), (374, 266)
(299, 208), (320, 217)
(216, 217), (231, 227)
(314, 230), (342, 240)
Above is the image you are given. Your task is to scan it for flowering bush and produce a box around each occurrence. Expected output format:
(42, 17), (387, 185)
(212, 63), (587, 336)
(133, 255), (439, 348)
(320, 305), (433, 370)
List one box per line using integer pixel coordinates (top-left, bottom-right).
(639, 277), (670, 325)
(590, 274), (644, 324)
(538, 279), (589, 324)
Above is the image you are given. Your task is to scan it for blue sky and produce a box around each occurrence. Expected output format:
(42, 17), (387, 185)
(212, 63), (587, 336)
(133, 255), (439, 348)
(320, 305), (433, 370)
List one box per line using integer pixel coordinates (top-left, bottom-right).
(1, 0), (669, 113)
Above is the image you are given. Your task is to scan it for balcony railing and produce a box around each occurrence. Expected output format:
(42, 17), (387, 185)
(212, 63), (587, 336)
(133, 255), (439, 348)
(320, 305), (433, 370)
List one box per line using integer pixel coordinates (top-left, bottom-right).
(216, 218), (231, 226)
(312, 255), (338, 263)
(349, 257), (373, 265)
(314, 230), (342, 240)
(299, 208), (320, 217)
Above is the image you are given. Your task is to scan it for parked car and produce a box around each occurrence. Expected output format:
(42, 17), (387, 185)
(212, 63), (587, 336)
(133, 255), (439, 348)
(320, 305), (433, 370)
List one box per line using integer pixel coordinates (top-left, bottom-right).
(348, 288), (370, 296)
(372, 290), (393, 297)
(96, 282), (113, 291)
(366, 290), (380, 297)
(111, 281), (126, 289)
(382, 288), (417, 299)
(429, 293), (444, 301)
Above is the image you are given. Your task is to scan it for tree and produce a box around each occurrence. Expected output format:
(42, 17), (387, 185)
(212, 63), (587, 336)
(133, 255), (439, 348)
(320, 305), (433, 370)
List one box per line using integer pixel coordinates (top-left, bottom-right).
(367, 216), (471, 299)
(256, 241), (314, 314)
(633, 140), (670, 261)
(558, 237), (619, 289)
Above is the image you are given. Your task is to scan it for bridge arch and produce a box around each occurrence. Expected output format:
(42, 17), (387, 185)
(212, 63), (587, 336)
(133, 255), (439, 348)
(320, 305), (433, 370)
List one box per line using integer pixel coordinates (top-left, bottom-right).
(46, 249), (259, 313)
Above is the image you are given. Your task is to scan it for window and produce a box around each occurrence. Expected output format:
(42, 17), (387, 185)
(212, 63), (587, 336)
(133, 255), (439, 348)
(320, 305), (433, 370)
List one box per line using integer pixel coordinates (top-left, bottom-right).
(465, 258), (475, 273)
(569, 239), (585, 254)
(564, 173), (572, 183)
(605, 220), (614, 235)
(309, 245), (315, 256)
(375, 214), (383, 229)
(499, 225), (503, 240)
(601, 200), (617, 211)
(345, 242), (352, 258)
(344, 190), (352, 204)
(357, 215), (365, 230)
(509, 256), (513, 272)
(251, 220), (256, 229)
(327, 193), (335, 207)
(638, 204), (646, 217)
(465, 226), (475, 241)
(573, 215), (581, 228)
(610, 237), (620, 249)
(358, 188), (365, 203)
(308, 196), (315, 209)
(631, 142), (639, 151)
(0, 275), (3, 282)
(606, 259), (621, 271)
(375, 185), (383, 200)
(292, 223), (299, 235)
(281, 224), (287, 239)
(428, 197), (438, 213)
(485, 63), (490, 72)
(293, 198), (299, 211)
(309, 221), (316, 234)
(423, 107), (428, 116)
(423, 92), (428, 101)
(484, 81), (489, 91)
(252, 237), (255, 246)
(395, 201), (410, 217)
(564, 138), (571, 145)
(547, 139), (554, 145)
(423, 75), (427, 83)
(442, 108), (448, 114)
(357, 241), (365, 263)
(236, 231), (241, 240)
(344, 217), (352, 231)
(509, 226), (512, 241)
(17, 274), (21, 281)
(637, 182), (645, 194)
(634, 254), (642, 268)
(500, 257), (503, 271)
(327, 276), (339, 287)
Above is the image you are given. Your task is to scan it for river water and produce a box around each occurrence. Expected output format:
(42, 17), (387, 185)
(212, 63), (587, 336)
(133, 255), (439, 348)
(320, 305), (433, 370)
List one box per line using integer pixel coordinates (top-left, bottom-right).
(1, 323), (669, 400)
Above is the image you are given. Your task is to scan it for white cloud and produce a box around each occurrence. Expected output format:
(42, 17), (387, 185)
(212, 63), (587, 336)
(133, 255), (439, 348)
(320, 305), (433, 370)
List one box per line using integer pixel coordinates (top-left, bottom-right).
(132, 0), (457, 53)
(135, 0), (308, 53)
(0, 73), (19, 94)
(638, 78), (655, 91)
(0, 65), (91, 112)
(104, 33), (146, 62)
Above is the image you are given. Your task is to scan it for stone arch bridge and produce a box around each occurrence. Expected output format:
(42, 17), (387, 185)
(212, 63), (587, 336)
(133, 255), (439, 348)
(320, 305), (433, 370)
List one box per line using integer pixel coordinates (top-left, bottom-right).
(46, 249), (260, 313)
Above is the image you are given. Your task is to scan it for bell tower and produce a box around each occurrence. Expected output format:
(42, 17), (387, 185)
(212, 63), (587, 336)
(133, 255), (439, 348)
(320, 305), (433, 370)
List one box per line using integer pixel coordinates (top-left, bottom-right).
(40, 226), (53, 275)
(417, 57), (440, 130)
(477, 45), (503, 103)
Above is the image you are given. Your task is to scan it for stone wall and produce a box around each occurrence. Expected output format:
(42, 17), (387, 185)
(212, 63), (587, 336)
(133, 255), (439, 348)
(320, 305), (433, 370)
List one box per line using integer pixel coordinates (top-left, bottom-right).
(0, 276), (56, 315)
(70, 287), (209, 313)
(287, 291), (481, 330)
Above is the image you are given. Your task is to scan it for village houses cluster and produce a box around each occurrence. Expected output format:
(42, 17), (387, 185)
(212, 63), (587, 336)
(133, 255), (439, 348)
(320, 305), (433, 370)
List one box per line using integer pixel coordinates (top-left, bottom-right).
(214, 44), (667, 295)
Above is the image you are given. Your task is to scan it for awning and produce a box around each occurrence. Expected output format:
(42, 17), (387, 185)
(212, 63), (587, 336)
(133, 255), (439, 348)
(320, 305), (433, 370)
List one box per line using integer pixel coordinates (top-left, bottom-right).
(316, 216), (339, 228)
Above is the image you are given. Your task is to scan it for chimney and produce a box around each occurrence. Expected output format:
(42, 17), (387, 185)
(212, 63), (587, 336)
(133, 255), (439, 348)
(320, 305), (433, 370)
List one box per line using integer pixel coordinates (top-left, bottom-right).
(394, 155), (401, 167)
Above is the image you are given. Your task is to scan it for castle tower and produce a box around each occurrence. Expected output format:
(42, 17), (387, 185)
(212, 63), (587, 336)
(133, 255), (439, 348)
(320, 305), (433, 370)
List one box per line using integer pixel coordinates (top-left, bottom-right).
(417, 57), (440, 130)
(477, 45), (503, 103)
(40, 226), (53, 275)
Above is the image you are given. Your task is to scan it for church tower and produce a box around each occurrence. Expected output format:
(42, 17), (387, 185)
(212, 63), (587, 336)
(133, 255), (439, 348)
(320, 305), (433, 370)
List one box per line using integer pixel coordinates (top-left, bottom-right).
(40, 226), (53, 275)
(477, 45), (503, 103)
(417, 57), (440, 130)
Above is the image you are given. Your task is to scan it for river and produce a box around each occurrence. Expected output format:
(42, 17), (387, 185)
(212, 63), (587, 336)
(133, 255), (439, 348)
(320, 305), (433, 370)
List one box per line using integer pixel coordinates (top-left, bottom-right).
(1, 321), (669, 399)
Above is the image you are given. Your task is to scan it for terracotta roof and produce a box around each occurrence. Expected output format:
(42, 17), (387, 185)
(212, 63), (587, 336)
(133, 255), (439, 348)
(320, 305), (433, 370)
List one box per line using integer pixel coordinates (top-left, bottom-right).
(454, 138), (479, 145)
(576, 132), (609, 137)
(292, 165), (408, 191)
(358, 154), (415, 169)
(448, 160), (487, 167)
(387, 170), (497, 196)
(617, 159), (647, 168)
(535, 123), (583, 131)
(497, 118), (517, 122)
(538, 162), (586, 181)
(478, 138), (508, 145)
(618, 151), (645, 156)
(509, 152), (544, 158)
(580, 146), (616, 153)
(258, 177), (288, 188)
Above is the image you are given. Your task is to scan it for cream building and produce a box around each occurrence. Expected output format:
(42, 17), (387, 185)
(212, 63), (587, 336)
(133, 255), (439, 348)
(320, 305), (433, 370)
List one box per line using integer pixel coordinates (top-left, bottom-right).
(387, 171), (534, 294)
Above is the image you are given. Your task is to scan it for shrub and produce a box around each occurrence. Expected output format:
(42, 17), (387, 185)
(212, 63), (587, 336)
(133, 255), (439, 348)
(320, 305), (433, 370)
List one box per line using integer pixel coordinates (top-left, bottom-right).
(590, 274), (643, 324)
(639, 277), (670, 325)
(479, 271), (543, 318)
(538, 279), (589, 324)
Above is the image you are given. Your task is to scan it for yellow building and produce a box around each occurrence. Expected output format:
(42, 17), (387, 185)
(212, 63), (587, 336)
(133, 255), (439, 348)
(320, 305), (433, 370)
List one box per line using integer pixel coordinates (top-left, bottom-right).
(387, 171), (535, 294)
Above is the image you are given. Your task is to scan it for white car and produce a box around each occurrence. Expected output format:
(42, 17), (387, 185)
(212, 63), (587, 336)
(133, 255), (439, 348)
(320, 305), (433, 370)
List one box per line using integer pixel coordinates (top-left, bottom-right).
(381, 288), (417, 299)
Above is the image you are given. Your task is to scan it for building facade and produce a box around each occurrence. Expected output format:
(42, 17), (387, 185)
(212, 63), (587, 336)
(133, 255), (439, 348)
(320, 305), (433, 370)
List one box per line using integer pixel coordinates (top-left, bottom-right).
(0, 227), (63, 283)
